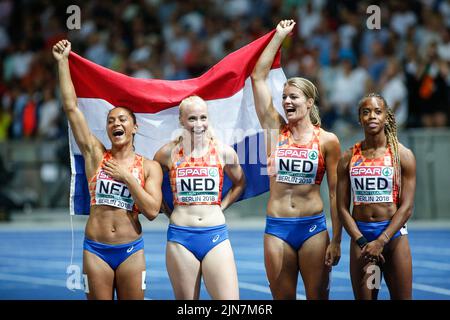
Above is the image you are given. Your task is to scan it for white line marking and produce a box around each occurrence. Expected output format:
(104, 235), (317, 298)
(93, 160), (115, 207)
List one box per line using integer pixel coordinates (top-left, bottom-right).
(413, 246), (450, 256)
(412, 283), (450, 296)
(414, 261), (450, 271)
(239, 281), (306, 300)
(0, 272), (153, 299)
(332, 271), (450, 296)
(0, 272), (64, 287)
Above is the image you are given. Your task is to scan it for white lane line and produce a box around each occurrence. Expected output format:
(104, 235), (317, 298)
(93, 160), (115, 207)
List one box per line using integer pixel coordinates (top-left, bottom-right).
(414, 261), (450, 271)
(332, 271), (450, 297)
(412, 283), (450, 296)
(0, 272), (65, 287)
(0, 272), (153, 300)
(413, 246), (450, 256)
(238, 262), (450, 297)
(239, 281), (306, 300)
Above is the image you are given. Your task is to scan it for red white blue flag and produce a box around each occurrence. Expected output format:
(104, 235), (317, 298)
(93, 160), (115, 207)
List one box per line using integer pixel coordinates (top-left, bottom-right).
(68, 30), (286, 215)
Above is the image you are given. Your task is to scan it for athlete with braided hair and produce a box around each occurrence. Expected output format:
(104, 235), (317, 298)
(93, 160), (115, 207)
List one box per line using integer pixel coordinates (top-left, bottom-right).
(337, 93), (416, 300)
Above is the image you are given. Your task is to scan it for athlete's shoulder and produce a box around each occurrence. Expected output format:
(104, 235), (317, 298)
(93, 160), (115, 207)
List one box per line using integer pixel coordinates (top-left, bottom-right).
(398, 142), (413, 154)
(319, 128), (341, 153)
(153, 141), (177, 166)
(319, 128), (340, 144)
(142, 157), (160, 168)
(214, 139), (238, 165)
(398, 143), (415, 164)
(340, 146), (354, 165)
(157, 141), (178, 156)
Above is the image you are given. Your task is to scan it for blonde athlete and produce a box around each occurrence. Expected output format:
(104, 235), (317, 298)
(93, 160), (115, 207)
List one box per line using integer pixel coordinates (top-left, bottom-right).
(337, 93), (416, 299)
(53, 40), (163, 300)
(251, 20), (342, 300)
(154, 96), (245, 300)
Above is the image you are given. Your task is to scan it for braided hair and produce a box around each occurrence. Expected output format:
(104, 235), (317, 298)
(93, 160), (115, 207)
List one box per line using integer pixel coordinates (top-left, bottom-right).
(358, 93), (401, 201)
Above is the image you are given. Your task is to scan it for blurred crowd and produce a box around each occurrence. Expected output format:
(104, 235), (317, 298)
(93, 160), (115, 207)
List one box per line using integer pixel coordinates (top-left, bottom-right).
(0, 0), (449, 143)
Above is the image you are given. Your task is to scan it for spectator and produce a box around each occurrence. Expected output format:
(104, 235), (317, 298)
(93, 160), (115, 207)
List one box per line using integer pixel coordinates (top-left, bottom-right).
(380, 58), (408, 129)
(37, 88), (59, 139)
(328, 49), (369, 130)
(1, 0), (449, 145)
(413, 42), (449, 127)
(0, 105), (11, 141)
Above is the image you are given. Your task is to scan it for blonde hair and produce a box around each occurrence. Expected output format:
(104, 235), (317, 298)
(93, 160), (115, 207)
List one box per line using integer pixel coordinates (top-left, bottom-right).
(175, 95), (214, 145)
(358, 93), (401, 202)
(285, 77), (321, 126)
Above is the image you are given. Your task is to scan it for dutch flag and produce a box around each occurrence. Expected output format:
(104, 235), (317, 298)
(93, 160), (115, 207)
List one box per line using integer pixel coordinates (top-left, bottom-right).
(68, 30), (286, 215)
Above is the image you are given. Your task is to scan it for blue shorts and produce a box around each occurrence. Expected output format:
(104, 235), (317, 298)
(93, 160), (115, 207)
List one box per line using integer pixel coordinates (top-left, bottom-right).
(356, 220), (408, 242)
(265, 213), (327, 251)
(167, 224), (229, 261)
(83, 237), (144, 270)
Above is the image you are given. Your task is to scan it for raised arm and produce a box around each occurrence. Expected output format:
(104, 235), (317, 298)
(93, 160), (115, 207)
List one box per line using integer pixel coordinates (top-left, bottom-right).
(323, 132), (342, 267)
(52, 40), (103, 158)
(250, 20), (295, 130)
(220, 144), (246, 211)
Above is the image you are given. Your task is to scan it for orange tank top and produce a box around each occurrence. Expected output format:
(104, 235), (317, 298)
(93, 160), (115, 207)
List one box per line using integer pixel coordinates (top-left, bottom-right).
(170, 139), (223, 206)
(349, 142), (399, 205)
(268, 125), (325, 185)
(88, 151), (145, 214)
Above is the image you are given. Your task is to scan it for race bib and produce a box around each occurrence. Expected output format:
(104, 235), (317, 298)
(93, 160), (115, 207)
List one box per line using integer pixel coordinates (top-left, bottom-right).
(350, 166), (394, 203)
(95, 170), (135, 211)
(175, 167), (220, 204)
(275, 147), (319, 184)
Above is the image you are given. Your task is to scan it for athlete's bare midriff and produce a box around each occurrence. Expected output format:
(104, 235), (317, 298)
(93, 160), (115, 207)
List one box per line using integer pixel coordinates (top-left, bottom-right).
(85, 205), (142, 244)
(170, 205), (226, 227)
(352, 203), (398, 222)
(267, 178), (324, 217)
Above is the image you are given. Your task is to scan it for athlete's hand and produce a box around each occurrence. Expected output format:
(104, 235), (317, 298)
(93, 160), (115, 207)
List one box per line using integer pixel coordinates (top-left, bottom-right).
(52, 40), (71, 61)
(103, 159), (132, 184)
(275, 19), (296, 38)
(325, 241), (341, 267)
(361, 239), (386, 264)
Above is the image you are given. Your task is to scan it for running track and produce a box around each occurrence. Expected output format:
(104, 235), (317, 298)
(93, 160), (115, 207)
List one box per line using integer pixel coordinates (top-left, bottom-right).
(0, 225), (449, 300)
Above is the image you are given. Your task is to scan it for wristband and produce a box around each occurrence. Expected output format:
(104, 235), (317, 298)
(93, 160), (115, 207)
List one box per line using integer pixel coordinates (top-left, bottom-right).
(356, 236), (368, 249)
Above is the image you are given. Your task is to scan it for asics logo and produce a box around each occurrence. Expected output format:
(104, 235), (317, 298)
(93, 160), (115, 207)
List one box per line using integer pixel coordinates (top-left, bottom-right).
(309, 225), (317, 232)
(127, 246), (134, 253)
(212, 235), (220, 243)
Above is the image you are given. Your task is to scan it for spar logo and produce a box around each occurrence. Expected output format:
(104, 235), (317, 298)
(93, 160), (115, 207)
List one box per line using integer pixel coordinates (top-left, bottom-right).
(209, 168), (218, 177)
(98, 170), (113, 180)
(351, 167), (384, 176)
(309, 150), (318, 161)
(177, 167), (209, 177)
(276, 148), (308, 159)
(382, 167), (393, 177)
